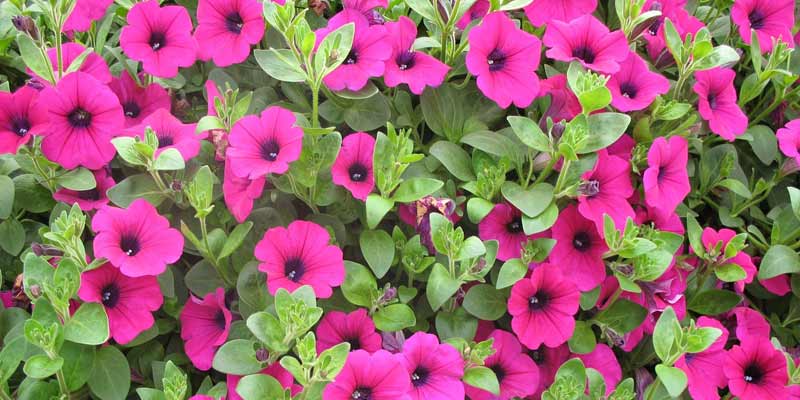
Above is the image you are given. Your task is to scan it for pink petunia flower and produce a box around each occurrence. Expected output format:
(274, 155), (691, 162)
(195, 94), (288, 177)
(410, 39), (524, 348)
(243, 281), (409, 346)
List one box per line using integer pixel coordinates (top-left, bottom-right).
(0, 86), (47, 154)
(195, 0), (265, 67)
(777, 119), (800, 164)
(120, 0), (197, 78)
(509, 263), (580, 349)
(540, 74), (582, 123)
(316, 10), (391, 91)
(39, 72), (123, 169)
(92, 198), (185, 277)
(700, 228), (757, 291)
(724, 338), (790, 400)
(180, 287), (232, 371)
(127, 108), (203, 161)
(608, 52), (670, 112)
(731, 0), (794, 53)
(323, 350), (411, 400)
(343, 0), (387, 13)
(227, 363), (300, 400)
(108, 71), (171, 128)
(222, 158), (266, 223)
(523, 0), (597, 27)
(455, 0), (489, 29)
(466, 12), (542, 109)
(642, 0), (705, 64)
(543, 15), (629, 74)
(479, 203), (546, 261)
(642, 136), (690, 217)
(31, 43), (112, 84)
(530, 345), (570, 398)
(465, 330), (539, 400)
(398, 196), (460, 254)
(53, 169), (115, 210)
(63, 0), (114, 32)
(331, 132), (375, 201)
(674, 317), (729, 400)
(693, 68), (748, 141)
(733, 307), (771, 343)
(573, 344), (622, 395)
(78, 262), (162, 344)
(315, 308), (382, 354)
(383, 16), (450, 95)
(577, 150), (636, 232)
(226, 106), (303, 179)
(254, 220), (345, 298)
(400, 332), (465, 400)
(550, 204), (608, 291)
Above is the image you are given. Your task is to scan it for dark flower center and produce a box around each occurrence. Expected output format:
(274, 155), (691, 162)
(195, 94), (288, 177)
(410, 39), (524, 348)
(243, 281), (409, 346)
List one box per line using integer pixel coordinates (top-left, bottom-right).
(489, 364), (506, 381)
(411, 366), (430, 387)
(122, 101), (141, 118)
(620, 82), (638, 99)
(157, 134), (174, 148)
(259, 139), (280, 161)
(396, 51), (416, 70)
(572, 231), (592, 252)
(647, 18), (663, 36)
(351, 387), (372, 399)
(572, 46), (596, 64)
(77, 188), (100, 201)
(348, 163), (368, 182)
(284, 257), (305, 282)
(345, 50), (358, 65)
(120, 234), (141, 256)
(225, 12), (244, 34)
(487, 49), (506, 71)
(743, 363), (764, 384)
(345, 336), (361, 350)
(530, 349), (544, 363)
(149, 31), (167, 51)
(214, 310), (227, 330)
(579, 179), (600, 197)
(10, 117), (31, 136)
(707, 92), (718, 109)
(529, 292), (549, 310)
(748, 10), (765, 30)
(101, 284), (120, 308)
(506, 217), (523, 234)
(67, 108), (92, 128)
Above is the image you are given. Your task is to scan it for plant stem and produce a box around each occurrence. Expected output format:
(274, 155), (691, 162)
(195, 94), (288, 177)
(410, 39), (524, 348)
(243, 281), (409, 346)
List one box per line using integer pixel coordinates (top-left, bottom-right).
(0, 388), (12, 400)
(311, 83), (320, 128)
(56, 369), (70, 399)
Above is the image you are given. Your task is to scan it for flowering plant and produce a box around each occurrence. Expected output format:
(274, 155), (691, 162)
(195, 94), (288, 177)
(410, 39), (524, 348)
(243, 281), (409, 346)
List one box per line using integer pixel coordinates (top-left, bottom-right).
(1, 0), (800, 399)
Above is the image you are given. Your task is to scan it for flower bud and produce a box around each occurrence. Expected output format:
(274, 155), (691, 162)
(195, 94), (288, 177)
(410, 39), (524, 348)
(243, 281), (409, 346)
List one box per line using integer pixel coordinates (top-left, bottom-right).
(255, 348), (269, 362)
(12, 16), (38, 40)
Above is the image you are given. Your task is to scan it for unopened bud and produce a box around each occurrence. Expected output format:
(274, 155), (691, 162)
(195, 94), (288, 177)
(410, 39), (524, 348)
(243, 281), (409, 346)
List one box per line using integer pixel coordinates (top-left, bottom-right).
(31, 242), (63, 257)
(380, 286), (397, 303)
(12, 16), (38, 40)
(782, 158), (800, 175)
(532, 152), (552, 172)
(255, 348), (269, 362)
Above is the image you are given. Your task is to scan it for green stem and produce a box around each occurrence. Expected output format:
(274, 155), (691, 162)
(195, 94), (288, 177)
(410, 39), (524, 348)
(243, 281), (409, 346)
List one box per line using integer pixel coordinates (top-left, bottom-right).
(55, 369), (70, 399)
(311, 83), (320, 128)
(644, 377), (661, 400)
(534, 154), (556, 185)
(553, 158), (572, 194)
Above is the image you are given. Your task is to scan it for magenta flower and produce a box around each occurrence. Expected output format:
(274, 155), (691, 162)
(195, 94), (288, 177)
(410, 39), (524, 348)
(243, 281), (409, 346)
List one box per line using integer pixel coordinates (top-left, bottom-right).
(180, 287), (232, 371)
(53, 169), (115, 211)
(700, 228), (757, 290)
(674, 317), (729, 400)
(315, 308), (382, 353)
(92, 198), (185, 277)
(127, 108), (202, 161)
(39, 72), (123, 169)
(316, 10), (391, 91)
(120, 0), (197, 78)
(523, 0), (597, 27)
(573, 344), (622, 395)
(550, 204), (608, 291)
(530, 345), (570, 398)
(466, 12), (542, 109)
(195, 0), (265, 67)
(254, 220), (345, 298)
(643, 136), (690, 217)
(693, 68), (748, 141)
(222, 159), (266, 223)
(63, 0), (114, 32)
(0, 86), (47, 154)
(227, 364), (300, 400)
(543, 15), (629, 74)
(33, 43), (112, 84)
(398, 196), (460, 254)
(479, 203), (546, 261)
(323, 350), (411, 400)
(383, 16), (450, 95)
(731, 0), (794, 53)
(465, 329), (538, 400)
(455, 0), (489, 29)
(108, 71), (171, 128)
(777, 119), (800, 164)
(226, 106), (303, 179)
(343, 0), (387, 13)
(78, 262), (162, 344)
(331, 132), (375, 201)
(577, 150), (635, 232)
(724, 339), (789, 400)
(608, 52), (670, 112)
(540, 74), (582, 123)
(733, 307), (771, 343)
(509, 263), (580, 349)
(400, 332), (464, 400)
(642, 0), (705, 63)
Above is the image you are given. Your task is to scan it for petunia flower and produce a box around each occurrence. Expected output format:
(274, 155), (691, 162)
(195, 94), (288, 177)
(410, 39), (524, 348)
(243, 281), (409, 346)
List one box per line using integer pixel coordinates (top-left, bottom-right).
(724, 338), (790, 400)
(572, 344), (622, 395)
(777, 119), (800, 164)
(0, 86), (48, 154)
(222, 158), (266, 223)
(127, 108), (203, 161)
(577, 150), (636, 232)
(674, 317), (729, 400)
(642, 136), (690, 217)
(732, 307), (771, 343)
(400, 332), (465, 400)
(398, 196), (460, 254)
(466, 12), (542, 109)
(731, 0), (794, 53)
(120, 0), (197, 78)
(315, 10), (391, 91)
(315, 308), (382, 354)
(455, 0), (489, 29)
(465, 329), (539, 400)
(31, 43), (112, 84)
(331, 132), (375, 201)
(543, 15), (628, 74)
(540, 74), (582, 123)
(254, 220), (345, 298)
(550, 204), (608, 291)
(39, 72), (124, 169)
(78, 262), (163, 344)
(343, 0), (387, 13)
(227, 363), (300, 400)
(523, 0), (597, 27)
(509, 263), (580, 349)
(53, 169), (116, 210)
(700, 227), (757, 291)
(92, 198), (185, 277)
(195, 0), (265, 67)
(478, 203), (546, 261)
(63, 0), (114, 32)
(693, 68), (748, 141)
(642, 0), (705, 64)
(108, 71), (171, 128)
(383, 16), (450, 95)
(530, 345), (570, 399)
(180, 287), (232, 371)
(608, 52), (670, 112)
(226, 106), (303, 179)
(323, 350), (411, 400)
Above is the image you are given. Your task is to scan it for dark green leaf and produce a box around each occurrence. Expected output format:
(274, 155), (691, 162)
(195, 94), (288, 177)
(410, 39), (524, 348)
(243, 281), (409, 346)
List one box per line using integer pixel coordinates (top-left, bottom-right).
(87, 346), (130, 400)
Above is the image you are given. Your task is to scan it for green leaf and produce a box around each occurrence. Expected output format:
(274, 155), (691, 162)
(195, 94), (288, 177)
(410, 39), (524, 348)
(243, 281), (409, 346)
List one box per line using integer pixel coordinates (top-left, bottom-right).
(341, 261), (376, 307)
(185, 260), (224, 297)
(466, 198), (495, 224)
(693, 45), (740, 71)
(87, 346), (131, 400)
(421, 84), (503, 142)
(196, 115), (225, 132)
(500, 182), (554, 218)
(758, 245), (800, 280)
(314, 22), (355, 79)
(56, 168), (96, 191)
(373, 304), (416, 331)
(426, 264), (460, 311)
(343, 93), (392, 131)
(212, 339), (264, 375)
(219, 222), (253, 260)
(359, 229), (395, 278)
(254, 48), (306, 82)
(595, 299), (648, 334)
(521, 202), (559, 234)
(789, 187), (800, 220)
(0, 175), (13, 219)
(366, 194), (394, 229)
(463, 366), (500, 395)
(435, 308), (478, 340)
(462, 284), (507, 321)
(568, 321), (597, 354)
(686, 214), (705, 257)
(107, 174), (165, 207)
(153, 148), (185, 170)
(687, 289), (741, 315)
(655, 365), (687, 397)
(507, 116), (551, 152)
(429, 141), (476, 181)
(496, 259), (528, 289)
(461, 131), (524, 166)
(0, 218), (25, 255)
(717, 178), (751, 198)
(17, 34), (53, 84)
(59, 342), (95, 391)
(685, 327), (722, 353)
(746, 125), (777, 165)
(23, 354), (63, 379)
(111, 137), (147, 166)
(579, 113), (631, 154)
(714, 263), (747, 282)
(652, 306), (679, 363)
(23, 253), (54, 300)
(64, 303), (109, 345)
(392, 178), (444, 203)
(235, 373), (286, 400)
